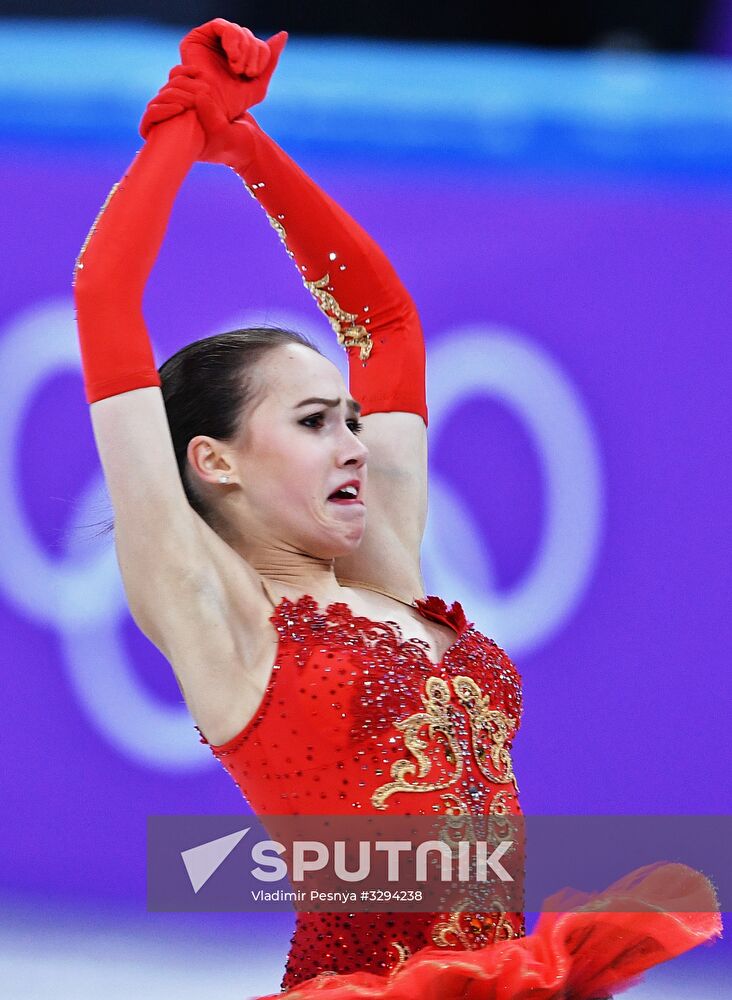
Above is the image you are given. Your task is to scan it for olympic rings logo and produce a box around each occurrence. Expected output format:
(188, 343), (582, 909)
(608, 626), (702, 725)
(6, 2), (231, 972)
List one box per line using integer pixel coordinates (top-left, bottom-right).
(0, 301), (603, 772)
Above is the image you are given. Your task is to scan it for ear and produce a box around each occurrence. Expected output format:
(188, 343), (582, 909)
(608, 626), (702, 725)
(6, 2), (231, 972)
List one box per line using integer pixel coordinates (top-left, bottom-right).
(187, 434), (238, 486)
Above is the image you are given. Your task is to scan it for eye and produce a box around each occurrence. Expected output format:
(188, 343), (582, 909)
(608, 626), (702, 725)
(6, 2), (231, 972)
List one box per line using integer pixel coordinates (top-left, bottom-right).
(299, 412), (325, 429)
(299, 413), (364, 435)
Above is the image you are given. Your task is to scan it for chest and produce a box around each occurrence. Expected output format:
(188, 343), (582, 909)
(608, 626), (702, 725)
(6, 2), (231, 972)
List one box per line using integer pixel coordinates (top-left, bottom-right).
(265, 609), (522, 771)
(208, 597), (524, 822)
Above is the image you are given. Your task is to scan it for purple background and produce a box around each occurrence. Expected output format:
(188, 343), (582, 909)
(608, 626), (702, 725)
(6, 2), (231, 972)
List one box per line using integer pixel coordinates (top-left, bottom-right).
(3, 147), (730, 907)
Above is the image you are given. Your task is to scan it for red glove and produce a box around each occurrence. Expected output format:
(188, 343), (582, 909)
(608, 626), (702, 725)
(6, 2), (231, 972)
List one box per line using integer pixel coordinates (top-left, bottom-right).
(140, 65), (255, 166)
(141, 20), (287, 139)
(143, 31), (428, 425)
(75, 21), (286, 407)
(73, 113), (204, 403)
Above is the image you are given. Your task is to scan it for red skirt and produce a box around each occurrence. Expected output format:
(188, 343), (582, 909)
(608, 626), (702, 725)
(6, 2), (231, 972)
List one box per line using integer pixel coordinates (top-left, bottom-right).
(253, 861), (722, 1000)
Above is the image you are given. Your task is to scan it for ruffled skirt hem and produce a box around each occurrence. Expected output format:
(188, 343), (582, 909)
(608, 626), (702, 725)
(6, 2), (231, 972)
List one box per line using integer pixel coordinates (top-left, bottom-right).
(252, 862), (722, 1000)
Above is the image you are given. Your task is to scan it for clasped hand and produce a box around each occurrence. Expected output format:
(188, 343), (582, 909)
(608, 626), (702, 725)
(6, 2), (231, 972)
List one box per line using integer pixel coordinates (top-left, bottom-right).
(139, 18), (287, 164)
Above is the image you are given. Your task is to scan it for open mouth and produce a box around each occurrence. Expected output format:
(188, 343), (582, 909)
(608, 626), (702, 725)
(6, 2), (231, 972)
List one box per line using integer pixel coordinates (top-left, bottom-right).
(327, 482), (362, 504)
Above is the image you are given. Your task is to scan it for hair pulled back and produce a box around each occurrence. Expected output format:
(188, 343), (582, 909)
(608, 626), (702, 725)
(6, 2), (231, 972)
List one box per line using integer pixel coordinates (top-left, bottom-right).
(159, 326), (321, 531)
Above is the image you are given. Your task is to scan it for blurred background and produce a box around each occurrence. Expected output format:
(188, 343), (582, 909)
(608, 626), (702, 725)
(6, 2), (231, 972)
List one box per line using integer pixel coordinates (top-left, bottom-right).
(1, 2), (730, 998)
(2, 0), (732, 50)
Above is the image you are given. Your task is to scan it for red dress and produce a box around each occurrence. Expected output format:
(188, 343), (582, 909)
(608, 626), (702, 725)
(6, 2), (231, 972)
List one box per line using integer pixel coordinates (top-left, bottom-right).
(196, 593), (721, 999)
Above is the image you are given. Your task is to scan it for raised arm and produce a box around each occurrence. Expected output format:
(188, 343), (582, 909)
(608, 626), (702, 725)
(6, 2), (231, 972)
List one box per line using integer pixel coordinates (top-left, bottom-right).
(146, 24), (429, 598)
(74, 114), (199, 402)
(73, 102), (269, 732)
(232, 120), (429, 598)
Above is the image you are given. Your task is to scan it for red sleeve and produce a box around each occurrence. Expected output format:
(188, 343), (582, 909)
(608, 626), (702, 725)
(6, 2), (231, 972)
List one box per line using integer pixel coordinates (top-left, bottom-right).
(73, 113), (203, 404)
(230, 117), (428, 425)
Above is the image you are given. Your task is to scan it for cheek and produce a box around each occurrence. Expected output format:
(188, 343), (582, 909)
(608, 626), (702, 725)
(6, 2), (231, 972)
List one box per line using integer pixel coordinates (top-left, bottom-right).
(287, 451), (325, 503)
(246, 432), (323, 507)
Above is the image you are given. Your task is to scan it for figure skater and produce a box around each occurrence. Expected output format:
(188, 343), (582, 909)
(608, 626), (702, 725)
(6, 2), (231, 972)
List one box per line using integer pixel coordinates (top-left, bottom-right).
(73, 19), (721, 999)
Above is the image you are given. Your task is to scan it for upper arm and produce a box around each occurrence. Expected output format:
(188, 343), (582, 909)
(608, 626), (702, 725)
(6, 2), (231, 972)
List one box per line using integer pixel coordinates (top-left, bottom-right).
(334, 411), (428, 599)
(90, 386), (263, 662)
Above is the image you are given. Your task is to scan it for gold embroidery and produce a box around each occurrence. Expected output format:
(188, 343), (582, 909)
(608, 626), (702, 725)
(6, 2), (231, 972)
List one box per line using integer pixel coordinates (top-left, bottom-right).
(431, 905), (473, 948)
(265, 211), (287, 244)
(453, 675), (518, 790)
(441, 792), (469, 816)
(494, 910), (518, 940)
(371, 675), (518, 810)
(490, 789), (511, 815)
(486, 789), (516, 844)
(388, 941), (411, 976)
(482, 792), (521, 942)
(439, 793), (477, 851)
(241, 175), (373, 361)
(243, 181), (293, 256)
(368, 668), (524, 947)
(73, 182), (119, 286)
(370, 677), (462, 810)
(430, 790), (518, 948)
(303, 274), (372, 361)
(431, 900), (519, 949)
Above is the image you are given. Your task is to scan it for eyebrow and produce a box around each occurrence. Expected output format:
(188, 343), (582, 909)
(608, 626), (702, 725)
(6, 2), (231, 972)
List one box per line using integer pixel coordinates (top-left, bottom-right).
(294, 396), (362, 414)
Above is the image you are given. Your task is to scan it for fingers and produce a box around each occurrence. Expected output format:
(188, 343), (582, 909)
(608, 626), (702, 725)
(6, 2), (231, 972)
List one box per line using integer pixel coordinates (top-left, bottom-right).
(168, 63), (201, 82)
(139, 103), (186, 140)
(159, 69), (214, 102)
(156, 86), (199, 105)
(267, 30), (288, 62)
(221, 23), (250, 75)
(181, 17), (233, 55)
(179, 18), (232, 67)
(241, 29), (284, 78)
(141, 66), (199, 139)
(179, 20), (286, 82)
(221, 23), (269, 77)
(259, 31), (288, 86)
(247, 33), (271, 77)
(144, 103), (186, 124)
(218, 22), (244, 73)
(140, 88), (223, 144)
(161, 73), (204, 98)
(142, 73), (210, 136)
(148, 77), (226, 136)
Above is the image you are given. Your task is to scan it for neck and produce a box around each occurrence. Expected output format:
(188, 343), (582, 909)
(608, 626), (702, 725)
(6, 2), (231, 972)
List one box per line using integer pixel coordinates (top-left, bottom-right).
(246, 546), (339, 600)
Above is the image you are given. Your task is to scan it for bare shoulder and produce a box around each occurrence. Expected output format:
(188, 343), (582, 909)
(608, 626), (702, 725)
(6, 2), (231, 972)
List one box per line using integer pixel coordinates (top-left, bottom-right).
(89, 387), (278, 745)
(150, 522), (278, 744)
(129, 515), (279, 746)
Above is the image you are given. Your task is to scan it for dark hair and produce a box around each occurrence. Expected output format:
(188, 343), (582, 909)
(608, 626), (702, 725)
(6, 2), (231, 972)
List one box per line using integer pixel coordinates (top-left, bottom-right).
(159, 326), (321, 533)
(80, 326), (321, 540)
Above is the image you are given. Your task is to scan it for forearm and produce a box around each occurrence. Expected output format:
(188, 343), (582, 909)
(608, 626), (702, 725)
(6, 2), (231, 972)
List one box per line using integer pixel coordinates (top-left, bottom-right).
(231, 118), (428, 423)
(74, 113), (204, 403)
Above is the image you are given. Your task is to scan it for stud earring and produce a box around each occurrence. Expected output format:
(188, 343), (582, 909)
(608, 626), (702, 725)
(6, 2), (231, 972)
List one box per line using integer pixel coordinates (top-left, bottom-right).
(219, 475), (230, 484)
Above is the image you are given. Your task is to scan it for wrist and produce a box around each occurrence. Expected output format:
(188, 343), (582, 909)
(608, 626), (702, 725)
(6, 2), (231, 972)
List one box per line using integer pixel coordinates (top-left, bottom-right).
(145, 109), (207, 168)
(221, 116), (261, 173)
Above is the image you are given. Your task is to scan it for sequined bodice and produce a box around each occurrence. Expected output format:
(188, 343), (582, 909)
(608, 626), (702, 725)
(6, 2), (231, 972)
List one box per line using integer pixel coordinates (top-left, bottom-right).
(196, 594), (525, 987)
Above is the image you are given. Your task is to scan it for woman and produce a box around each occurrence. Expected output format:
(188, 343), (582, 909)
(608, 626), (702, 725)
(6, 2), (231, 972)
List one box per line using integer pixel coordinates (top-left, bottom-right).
(73, 19), (721, 999)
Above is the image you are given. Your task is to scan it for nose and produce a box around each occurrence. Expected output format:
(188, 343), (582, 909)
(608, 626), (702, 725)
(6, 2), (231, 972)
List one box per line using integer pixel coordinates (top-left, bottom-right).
(339, 424), (368, 468)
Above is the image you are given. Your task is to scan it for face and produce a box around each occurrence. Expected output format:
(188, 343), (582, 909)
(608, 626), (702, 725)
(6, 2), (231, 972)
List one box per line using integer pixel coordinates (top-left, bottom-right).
(202, 344), (369, 560)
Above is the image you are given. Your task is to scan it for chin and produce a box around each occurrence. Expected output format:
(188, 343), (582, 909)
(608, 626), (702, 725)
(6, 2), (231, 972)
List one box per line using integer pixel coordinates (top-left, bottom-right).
(315, 529), (364, 560)
(331, 537), (364, 559)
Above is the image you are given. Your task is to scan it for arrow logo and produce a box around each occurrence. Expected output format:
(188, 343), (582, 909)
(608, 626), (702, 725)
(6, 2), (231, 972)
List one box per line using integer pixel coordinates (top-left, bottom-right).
(180, 827), (250, 893)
